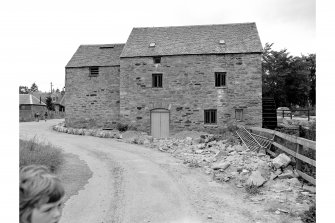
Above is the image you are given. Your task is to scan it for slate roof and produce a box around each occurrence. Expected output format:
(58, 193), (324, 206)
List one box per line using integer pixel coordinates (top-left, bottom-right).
(120, 23), (262, 58)
(19, 94), (46, 106)
(31, 92), (49, 104)
(66, 44), (125, 68)
(59, 94), (65, 106)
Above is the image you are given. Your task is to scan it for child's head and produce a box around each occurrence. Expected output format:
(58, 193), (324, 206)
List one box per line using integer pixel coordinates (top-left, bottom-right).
(20, 165), (65, 223)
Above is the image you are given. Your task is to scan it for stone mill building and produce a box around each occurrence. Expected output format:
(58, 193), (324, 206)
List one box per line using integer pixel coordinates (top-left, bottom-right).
(65, 22), (263, 138)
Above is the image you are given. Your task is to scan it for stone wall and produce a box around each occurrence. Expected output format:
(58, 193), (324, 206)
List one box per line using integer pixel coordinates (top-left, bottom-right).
(65, 66), (120, 128)
(120, 53), (262, 133)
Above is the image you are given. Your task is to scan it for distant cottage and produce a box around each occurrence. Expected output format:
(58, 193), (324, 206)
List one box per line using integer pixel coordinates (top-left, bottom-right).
(65, 23), (263, 138)
(19, 94), (46, 121)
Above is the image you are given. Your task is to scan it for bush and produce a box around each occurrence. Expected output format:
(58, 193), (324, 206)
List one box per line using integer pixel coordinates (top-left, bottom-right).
(19, 138), (64, 173)
(245, 184), (260, 195)
(299, 123), (316, 141)
(116, 123), (128, 132)
(300, 204), (316, 223)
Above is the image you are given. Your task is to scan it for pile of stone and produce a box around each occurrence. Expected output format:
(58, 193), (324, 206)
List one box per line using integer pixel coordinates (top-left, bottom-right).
(53, 123), (315, 216)
(53, 123), (315, 196)
(143, 133), (315, 194)
(53, 122), (122, 139)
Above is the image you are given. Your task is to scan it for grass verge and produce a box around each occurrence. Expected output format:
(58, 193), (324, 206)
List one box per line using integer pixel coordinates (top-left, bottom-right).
(19, 137), (64, 173)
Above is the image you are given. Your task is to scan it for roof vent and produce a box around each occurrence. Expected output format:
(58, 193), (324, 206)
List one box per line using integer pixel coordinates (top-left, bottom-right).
(99, 45), (114, 49)
(219, 40), (225, 44)
(149, 42), (156, 48)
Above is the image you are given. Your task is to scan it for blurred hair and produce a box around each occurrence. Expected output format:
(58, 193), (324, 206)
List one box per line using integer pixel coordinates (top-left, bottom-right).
(19, 165), (65, 223)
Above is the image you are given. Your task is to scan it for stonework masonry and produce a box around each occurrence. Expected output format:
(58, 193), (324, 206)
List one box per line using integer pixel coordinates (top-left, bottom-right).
(65, 66), (120, 128)
(119, 53), (262, 134)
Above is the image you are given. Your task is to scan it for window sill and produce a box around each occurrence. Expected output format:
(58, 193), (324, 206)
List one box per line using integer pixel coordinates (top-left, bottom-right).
(215, 86), (227, 89)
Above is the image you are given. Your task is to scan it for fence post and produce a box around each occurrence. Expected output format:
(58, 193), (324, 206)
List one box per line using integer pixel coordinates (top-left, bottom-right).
(308, 110), (310, 121)
(296, 143), (302, 171)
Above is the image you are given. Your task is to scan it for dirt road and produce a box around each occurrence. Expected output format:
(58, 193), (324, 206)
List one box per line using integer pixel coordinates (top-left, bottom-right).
(20, 120), (294, 223)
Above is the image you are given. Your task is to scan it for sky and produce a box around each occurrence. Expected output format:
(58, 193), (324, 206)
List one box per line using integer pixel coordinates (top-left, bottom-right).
(1, 0), (316, 93)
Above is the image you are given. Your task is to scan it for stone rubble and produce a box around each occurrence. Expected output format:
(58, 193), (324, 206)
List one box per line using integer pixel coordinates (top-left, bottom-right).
(272, 153), (291, 169)
(246, 170), (266, 187)
(52, 122), (315, 217)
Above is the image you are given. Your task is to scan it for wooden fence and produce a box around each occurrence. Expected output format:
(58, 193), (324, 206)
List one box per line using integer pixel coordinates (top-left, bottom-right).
(279, 109), (312, 121)
(245, 126), (316, 185)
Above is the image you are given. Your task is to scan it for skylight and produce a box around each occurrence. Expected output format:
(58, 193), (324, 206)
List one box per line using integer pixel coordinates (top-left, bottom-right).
(219, 40), (225, 44)
(99, 45), (114, 49)
(149, 42), (156, 47)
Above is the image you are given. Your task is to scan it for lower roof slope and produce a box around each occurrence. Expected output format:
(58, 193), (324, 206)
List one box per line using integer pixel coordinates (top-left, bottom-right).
(19, 94), (46, 106)
(66, 44), (125, 68)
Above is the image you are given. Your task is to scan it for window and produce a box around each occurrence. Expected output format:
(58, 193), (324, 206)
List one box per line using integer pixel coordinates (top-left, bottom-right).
(153, 57), (161, 64)
(89, 67), (99, 77)
(20, 105), (30, 110)
(235, 109), (243, 121)
(152, 73), (163, 88)
(204, 109), (217, 124)
(215, 72), (226, 87)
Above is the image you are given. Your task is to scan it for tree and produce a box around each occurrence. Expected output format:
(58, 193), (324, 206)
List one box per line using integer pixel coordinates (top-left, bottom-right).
(285, 56), (310, 107)
(262, 43), (292, 107)
(305, 54), (316, 107)
(262, 43), (315, 108)
(30, 82), (39, 92)
(19, 86), (29, 94)
(45, 96), (55, 111)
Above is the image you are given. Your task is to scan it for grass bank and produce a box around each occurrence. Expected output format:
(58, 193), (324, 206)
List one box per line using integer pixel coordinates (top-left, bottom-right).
(19, 137), (92, 203)
(19, 137), (64, 172)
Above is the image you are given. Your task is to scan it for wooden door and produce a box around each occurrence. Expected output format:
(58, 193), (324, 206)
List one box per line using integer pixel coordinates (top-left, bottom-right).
(151, 109), (169, 138)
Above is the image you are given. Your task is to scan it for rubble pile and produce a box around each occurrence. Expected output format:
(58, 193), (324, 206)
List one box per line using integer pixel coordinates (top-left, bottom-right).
(53, 123), (315, 216)
(138, 131), (315, 217)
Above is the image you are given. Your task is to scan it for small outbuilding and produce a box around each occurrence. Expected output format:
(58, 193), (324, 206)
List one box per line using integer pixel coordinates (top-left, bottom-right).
(19, 94), (47, 121)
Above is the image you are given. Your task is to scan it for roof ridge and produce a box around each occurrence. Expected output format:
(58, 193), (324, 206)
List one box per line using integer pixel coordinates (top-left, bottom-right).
(133, 22), (256, 29)
(79, 43), (125, 47)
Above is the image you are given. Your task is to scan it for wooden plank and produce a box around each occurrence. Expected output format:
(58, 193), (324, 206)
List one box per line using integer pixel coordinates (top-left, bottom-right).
(296, 144), (302, 171)
(275, 131), (316, 150)
(245, 126), (275, 135)
(275, 131), (297, 143)
(272, 142), (296, 156)
(160, 112), (169, 138)
(266, 149), (276, 157)
(296, 170), (316, 185)
(296, 138), (316, 150)
(272, 142), (316, 167)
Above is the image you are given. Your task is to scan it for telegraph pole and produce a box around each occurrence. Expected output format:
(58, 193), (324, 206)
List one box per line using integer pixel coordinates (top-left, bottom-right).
(50, 82), (53, 93)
